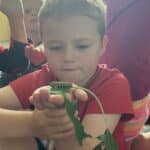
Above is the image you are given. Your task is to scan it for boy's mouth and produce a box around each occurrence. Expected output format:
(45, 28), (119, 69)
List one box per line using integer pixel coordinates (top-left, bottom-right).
(61, 68), (78, 72)
(63, 68), (77, 71)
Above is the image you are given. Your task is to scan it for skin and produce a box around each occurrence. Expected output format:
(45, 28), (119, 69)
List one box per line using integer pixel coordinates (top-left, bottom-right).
(22, 0), (42, 45)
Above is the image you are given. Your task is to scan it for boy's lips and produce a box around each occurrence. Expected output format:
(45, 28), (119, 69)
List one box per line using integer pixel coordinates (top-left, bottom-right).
(61, 68), (78, 71)
(63, 68), (77, 71)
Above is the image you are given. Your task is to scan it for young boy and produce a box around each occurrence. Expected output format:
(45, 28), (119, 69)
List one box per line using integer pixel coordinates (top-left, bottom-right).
(0, 0), (134, 150)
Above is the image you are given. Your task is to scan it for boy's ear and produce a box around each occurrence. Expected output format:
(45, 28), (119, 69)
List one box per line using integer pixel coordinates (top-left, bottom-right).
(100, 35), (108, 56)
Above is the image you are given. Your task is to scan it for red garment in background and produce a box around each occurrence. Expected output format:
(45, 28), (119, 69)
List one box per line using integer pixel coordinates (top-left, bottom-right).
(0, 44), (5, 52)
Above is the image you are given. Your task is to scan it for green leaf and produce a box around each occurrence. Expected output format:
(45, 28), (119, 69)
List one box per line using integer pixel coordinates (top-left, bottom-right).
(97, 129), (118, 150)
(50, 82), (118, 149)
(65, 97), (91, 145)
(50, 82), (91, 145)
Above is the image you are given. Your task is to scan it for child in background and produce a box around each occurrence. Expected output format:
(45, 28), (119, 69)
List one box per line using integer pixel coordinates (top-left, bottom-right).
(23, 0), (46, 67)
(0, 0), (135, 149)
(0, 0), (45, 87)
(0, 0), (29, 87)
(23, 0), (42, 46)
(23, 0), (46, 66)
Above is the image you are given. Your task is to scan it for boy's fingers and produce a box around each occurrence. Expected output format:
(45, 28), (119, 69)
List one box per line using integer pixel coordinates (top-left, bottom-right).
(44, 108), (67, 117)
(39, 87), (50, 102)
(38, 87), (58, 109)
(52, 122), (74, 133)
(32, 91), (44, 109)
(46, 115), (71, 126)
(51, 129), (75, 140)
(30, 90), (40, 104)
(49, 95), (65, 106)
(30, 86), (50, 109)
(73, 88), (88, 102)
(42, 102), (57, 109)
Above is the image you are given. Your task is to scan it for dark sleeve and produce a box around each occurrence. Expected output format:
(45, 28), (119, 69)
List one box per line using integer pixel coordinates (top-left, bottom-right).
(0, 41), (29, 73)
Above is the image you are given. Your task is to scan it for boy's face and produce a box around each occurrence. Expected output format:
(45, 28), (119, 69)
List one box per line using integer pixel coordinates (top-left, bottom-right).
(42, 15), (107, 85)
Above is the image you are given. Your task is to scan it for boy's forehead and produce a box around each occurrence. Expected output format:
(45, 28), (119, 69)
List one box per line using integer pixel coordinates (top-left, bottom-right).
(42, 15), (100, 39)
(43, 15), (98, 27)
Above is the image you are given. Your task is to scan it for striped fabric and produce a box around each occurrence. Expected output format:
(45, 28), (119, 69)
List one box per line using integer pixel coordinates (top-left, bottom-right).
(124, 96), (150, 141)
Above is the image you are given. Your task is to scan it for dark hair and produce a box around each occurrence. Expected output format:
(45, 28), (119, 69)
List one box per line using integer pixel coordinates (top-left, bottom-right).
(39, 0), (107, 39)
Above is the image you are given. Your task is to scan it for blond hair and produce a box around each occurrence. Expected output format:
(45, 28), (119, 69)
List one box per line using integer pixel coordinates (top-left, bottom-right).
(39, 0), (107, 38)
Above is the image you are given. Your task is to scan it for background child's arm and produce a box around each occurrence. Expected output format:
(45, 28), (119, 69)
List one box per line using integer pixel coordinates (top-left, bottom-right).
(0, 0), (27, 43)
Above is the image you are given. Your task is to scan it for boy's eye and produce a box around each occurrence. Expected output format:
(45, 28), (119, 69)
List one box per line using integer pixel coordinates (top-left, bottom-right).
(49, 45), (63, 51)
(76, 44), (90, 50)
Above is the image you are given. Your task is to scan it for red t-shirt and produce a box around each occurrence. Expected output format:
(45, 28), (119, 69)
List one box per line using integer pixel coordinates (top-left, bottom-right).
(10, 64), (134, 150)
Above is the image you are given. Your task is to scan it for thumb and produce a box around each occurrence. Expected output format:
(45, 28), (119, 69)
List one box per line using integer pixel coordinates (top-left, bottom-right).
(72, 88), (88, 102)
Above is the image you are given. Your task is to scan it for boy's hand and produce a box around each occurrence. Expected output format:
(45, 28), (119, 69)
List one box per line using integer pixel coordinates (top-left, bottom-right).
(29, 86), (63, 109)
(0, 0), (24, 18)
(29, 86), (88, 109)
(31, 108), (75, 140)
(30, 85), (88, 140)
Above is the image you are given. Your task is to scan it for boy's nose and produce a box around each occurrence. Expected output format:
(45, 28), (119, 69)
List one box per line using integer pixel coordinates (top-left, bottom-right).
(63, 48), (75, 63)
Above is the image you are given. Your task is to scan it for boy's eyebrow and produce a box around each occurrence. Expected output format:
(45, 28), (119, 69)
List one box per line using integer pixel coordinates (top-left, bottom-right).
(46, 40), (63, 44)
(46, 38), (91, 43)
(74, 38), (91, 42)
(73, 38), (95, 44)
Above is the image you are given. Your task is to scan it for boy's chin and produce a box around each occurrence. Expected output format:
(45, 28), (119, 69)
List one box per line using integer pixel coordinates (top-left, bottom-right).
(57, 76), (82, 85)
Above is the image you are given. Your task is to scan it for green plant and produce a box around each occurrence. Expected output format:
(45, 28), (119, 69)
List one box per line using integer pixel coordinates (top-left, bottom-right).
(50, 81), (118, 150)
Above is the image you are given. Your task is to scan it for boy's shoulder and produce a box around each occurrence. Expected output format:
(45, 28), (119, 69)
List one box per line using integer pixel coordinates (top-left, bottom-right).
(88, 64), (130, 93)
(97, 64), (127, 83)
(89, 64), (130, 92)
(80, 64), (133, 117)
